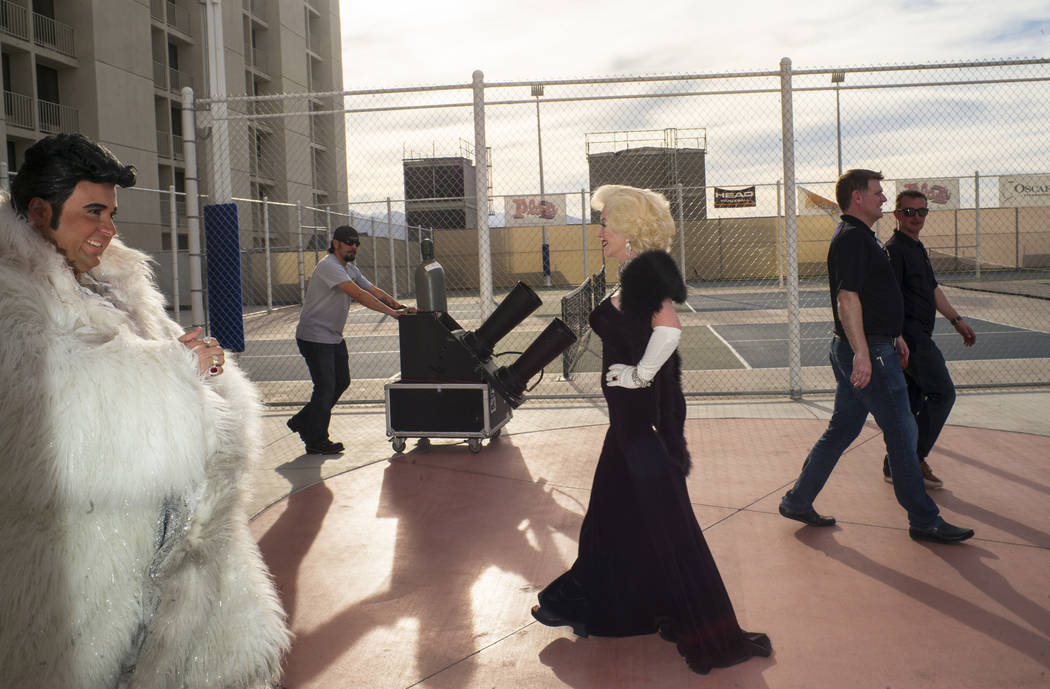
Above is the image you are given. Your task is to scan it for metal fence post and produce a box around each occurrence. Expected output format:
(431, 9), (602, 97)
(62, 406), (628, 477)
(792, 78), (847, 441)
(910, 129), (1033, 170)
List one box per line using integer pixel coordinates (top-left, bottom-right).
(387, 197), (397, 298)
(581, 188), (588, 279)
(263, 196), (272, 313)
(676, 183), (685, 271)
(181, 86), (205, 327)
(296, 201), (305, 303)
(371, 216), (378, 281)
(169, 185), (181, 326)
(974, 170), (981, 280)
(780, 57), (802, 400)
(473, 69), (493, 318)
(776, 180), (785, 289)
(405, 222), (413, 294)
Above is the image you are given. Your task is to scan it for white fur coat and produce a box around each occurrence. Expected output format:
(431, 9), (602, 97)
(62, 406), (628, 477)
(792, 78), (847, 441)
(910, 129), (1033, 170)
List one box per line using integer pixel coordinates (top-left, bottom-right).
(0, 198), (290, 688)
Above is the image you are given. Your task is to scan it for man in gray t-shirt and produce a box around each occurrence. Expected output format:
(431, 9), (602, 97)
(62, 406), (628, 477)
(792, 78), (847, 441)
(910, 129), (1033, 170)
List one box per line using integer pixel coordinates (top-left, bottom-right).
(288, 225), (415, 453)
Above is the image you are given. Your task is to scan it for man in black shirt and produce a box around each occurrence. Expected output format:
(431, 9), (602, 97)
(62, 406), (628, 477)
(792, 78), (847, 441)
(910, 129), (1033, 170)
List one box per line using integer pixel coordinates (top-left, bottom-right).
(882, 190), (977, 489)
(779, 169), (974, 544)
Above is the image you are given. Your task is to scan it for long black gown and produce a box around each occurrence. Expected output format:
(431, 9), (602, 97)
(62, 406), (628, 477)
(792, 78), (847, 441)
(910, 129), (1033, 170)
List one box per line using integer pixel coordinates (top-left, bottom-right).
(536, 253), (771, 674)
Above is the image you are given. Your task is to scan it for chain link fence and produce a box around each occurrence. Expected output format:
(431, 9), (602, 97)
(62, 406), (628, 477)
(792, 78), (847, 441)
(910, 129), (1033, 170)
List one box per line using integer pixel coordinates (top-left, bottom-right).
(148, 58), (1050, 404)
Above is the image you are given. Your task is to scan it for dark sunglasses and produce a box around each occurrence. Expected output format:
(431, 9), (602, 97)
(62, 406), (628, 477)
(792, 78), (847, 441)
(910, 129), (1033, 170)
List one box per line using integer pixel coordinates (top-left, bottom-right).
(898, 207), (929, 217)
(341, 238), (360, 247)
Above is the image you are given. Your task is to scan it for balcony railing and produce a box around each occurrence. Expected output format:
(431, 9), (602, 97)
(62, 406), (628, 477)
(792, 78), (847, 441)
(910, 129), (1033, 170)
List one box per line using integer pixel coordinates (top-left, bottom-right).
(159, 195), (186, 226)
(306, 28), (322, 56)
(153, 60), (166, 88)
(3, 90), (34, 129)
(169, 67), (192, 91)
(150, 0), (164, 22)
(33, 12), (76, 57)
(156, 129), (171, 158)
(243, 0), (267, 22)
(0, 0), (29, 41)
(173, 133), (184, 160)
(166, 1), (191, 35)
(38, 99), (79, 134)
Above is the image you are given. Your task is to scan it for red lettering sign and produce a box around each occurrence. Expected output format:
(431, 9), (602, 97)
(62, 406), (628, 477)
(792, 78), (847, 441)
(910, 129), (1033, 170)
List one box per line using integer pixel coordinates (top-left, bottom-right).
(904, 182), (952, 205)
(510, 198), (559, 220)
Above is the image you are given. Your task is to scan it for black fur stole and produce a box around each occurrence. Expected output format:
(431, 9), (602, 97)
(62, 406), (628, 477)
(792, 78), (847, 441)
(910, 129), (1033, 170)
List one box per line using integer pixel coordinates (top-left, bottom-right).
(619, 250), (687, 321)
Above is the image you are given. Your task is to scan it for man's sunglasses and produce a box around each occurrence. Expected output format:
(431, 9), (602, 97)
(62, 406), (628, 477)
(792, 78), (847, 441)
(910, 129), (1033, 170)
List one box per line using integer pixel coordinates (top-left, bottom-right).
(341, 238), (360, 247)
(898, 207), (929, 217)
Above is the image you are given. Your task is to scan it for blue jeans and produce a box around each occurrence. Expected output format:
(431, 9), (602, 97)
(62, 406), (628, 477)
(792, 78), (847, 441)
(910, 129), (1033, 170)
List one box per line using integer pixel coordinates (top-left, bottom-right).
(782, 337), (942, 530)
(290, 338), (351, 444)
(882, 336), (957, 474)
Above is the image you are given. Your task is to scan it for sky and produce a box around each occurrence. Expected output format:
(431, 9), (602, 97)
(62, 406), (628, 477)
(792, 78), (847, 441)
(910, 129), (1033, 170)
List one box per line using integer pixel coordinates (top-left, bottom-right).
(340, 0), (1050, 89)
(335, 0), (1050, 221)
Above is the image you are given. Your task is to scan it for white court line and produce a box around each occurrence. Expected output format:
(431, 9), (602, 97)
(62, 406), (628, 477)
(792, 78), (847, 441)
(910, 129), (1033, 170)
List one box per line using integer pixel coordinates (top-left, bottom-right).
(707, 325), (751, 370)
(240, 349), (399, 359)
(729, 327), (1045, 344)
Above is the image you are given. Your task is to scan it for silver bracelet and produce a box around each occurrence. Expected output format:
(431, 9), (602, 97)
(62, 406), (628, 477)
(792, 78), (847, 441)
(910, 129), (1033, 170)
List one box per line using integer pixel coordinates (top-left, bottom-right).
(632, 368), (652, 388)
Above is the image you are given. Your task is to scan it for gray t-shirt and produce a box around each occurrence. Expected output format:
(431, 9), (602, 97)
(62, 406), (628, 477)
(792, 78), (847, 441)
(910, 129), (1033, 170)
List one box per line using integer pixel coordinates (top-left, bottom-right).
(295, 254), (373, 344)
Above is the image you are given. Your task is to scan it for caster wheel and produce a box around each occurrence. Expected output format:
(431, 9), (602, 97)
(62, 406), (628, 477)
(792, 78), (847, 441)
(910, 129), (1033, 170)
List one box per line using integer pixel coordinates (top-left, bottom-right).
(417, 437), (430, 448)
(468, 438), (482, 453)
(391, 437), (406, 453)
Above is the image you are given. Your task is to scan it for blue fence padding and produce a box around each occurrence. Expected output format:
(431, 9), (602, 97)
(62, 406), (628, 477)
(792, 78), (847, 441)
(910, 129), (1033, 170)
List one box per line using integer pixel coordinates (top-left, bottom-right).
(203, 203), (245, 352)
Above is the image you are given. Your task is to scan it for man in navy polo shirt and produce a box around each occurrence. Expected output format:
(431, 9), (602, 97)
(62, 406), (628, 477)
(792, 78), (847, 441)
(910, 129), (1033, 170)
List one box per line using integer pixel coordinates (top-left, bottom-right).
(779, 169), (974, 544)
(881, 190), (977, 489)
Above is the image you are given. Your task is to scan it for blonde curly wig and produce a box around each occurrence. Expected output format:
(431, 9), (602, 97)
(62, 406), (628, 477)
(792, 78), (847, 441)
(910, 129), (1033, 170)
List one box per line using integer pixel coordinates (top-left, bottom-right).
(591, 184), (675, 253)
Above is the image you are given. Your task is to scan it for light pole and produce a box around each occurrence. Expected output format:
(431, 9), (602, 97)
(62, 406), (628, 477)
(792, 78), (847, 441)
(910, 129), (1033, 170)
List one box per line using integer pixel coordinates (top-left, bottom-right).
(831, 72), (845, 178)
(532, 83), (551, 287)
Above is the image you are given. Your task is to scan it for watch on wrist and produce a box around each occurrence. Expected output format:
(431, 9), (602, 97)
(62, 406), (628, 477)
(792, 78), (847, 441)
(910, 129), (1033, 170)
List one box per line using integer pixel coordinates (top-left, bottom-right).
(950, 315), (964, 325)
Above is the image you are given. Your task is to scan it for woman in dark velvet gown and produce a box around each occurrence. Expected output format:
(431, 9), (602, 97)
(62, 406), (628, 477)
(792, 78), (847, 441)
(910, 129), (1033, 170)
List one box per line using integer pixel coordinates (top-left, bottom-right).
(532, 184), (771, 674)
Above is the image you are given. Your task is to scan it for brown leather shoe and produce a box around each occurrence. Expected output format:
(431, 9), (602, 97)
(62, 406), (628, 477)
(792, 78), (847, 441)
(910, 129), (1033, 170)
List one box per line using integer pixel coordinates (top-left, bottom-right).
(920, 461), (944, 489)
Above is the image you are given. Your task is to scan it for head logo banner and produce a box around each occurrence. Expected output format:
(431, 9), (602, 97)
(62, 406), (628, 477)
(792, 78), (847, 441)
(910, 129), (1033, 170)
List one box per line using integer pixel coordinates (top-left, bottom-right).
(504, 194), (567, 226)
(999, 174), (1050, 207)
(897, 178), (959, 210)
(713, 186), (756, 208)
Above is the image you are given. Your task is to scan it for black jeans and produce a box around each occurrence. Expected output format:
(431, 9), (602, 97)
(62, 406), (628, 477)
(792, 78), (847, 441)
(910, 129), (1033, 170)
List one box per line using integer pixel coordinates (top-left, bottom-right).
(290, 338), (350, 444)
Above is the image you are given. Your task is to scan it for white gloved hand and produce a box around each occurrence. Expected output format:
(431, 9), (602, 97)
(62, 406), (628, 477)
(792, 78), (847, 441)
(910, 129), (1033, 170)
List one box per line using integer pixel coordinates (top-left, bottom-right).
(605, 326), (682, 388)
(605, 363), (643, 388)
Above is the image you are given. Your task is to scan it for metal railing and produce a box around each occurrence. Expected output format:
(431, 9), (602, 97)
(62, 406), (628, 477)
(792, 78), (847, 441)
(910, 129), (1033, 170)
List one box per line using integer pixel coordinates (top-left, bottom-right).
(157, 129), (172, 158)
(165, 1), (191, 34)
(37, 99), (78, 134)
(169, 67), (192, 91)
(3, 90), (34, 129)
(0, 0), (29, 41)
(153, 60), (166, 89)
(32, 11), (75, 57)
(248, 47), (268, 75)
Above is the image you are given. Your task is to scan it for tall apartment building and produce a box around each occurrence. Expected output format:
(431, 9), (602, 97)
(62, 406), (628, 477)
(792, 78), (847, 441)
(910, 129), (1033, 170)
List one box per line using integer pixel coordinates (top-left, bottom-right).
(0, 0), (347, 255)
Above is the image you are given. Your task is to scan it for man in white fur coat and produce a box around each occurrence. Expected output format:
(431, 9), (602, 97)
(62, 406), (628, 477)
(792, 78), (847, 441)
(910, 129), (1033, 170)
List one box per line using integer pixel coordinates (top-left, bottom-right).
(0, 134), (290, 687)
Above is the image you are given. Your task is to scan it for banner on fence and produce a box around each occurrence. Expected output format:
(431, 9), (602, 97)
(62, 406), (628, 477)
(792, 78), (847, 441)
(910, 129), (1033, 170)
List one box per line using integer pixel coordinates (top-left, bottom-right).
(797, 186), (840, 218)
(897, 178), (959, 209)
(998, 173), (1050, 207)
(504, 194), (567, 226)
(714, 186), (756, 208)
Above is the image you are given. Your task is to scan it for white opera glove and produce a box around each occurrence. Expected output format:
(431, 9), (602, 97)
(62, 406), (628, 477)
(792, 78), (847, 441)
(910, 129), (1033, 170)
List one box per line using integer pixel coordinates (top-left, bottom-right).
(605, 326), (682, 388)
